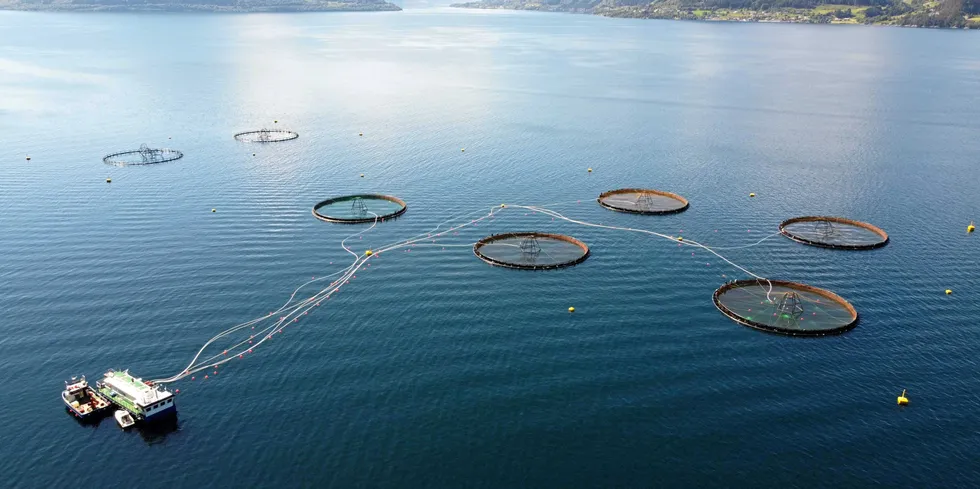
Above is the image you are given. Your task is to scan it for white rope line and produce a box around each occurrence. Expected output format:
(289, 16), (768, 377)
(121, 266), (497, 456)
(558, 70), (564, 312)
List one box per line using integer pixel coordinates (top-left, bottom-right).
(151, 206), (501, 384)
(151, 199), (775, 385)
(515, 204), (774, 300)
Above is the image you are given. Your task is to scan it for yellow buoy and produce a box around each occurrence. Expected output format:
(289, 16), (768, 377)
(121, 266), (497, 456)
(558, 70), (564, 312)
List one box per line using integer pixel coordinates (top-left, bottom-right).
(212, 209), (216, 213)
(500, 204), (506, 208)
(587, 168), (593, 173)
(749, 193), (756, 198)
(677, 237), (683, 242)
(461, 148), (465, 152)
(360, 173), (364, 178)
(946, 289), (952, 295)
(274, 120), (278, 124)
(25, 156), (31, 161)
(365, 250), (373, 256)
(568, 307), (575, 313)
(968, 221), (975, 233)
(106, 178), (111, 183)
(359, 133), (363, 136)
(897, 389), (909, 406)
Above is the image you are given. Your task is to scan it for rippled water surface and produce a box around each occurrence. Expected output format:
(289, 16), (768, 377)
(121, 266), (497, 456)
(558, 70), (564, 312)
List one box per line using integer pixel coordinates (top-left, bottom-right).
(2, 8), (979, 487)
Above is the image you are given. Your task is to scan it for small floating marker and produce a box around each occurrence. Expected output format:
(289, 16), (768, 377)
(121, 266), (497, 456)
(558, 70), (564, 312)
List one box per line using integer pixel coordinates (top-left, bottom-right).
(897, 389), (909, 406)
(501, 204), (506, 208)
(461, 148), (465, 152)
(25, 156), (31, 161)
(587, 168), (593, 173)
(106, 177), (111, 183)
(677, 237), (683, 242)
(359, 133), (363, 136)
(968, 221), (975, 233)
(365, 250), (373, 256)
(274, 120), (278, 124)
(175, 389), (179, 394)
(212, 208), (216, 213)
(252, 153), (256, 156)
(568, 307), (575, 313)
(749, 193), (756, 198)
(946, 289), (952, 295)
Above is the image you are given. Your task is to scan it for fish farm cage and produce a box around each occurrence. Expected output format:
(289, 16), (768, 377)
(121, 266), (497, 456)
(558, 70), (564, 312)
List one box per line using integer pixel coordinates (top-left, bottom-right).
(103, 144), (183, 166)
(312, 194), (407, 224)
(233, 129), (299, 143)
(779, 216), (889, 250)
(713, 279), (858, 336)
(597, 188), (689, 215)
(473, 232), (590, 270)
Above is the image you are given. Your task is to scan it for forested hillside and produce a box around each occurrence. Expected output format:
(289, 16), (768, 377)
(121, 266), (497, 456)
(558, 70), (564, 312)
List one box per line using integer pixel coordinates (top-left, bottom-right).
(452, 0), (980, 28)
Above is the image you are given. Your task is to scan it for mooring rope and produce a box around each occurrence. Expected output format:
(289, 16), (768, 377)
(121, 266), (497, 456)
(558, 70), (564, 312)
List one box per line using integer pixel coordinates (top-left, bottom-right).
(151, 205), (502, 384)
(514, 204), (774, 301)
(152, 199), (775, 385)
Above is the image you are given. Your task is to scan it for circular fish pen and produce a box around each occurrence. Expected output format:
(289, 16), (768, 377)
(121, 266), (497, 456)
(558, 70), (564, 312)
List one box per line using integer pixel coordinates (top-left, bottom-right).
(103, 144), (183, 166)
(779, 216), (888, 250)
(312, 194), (407, 224)
(597, 188), (689, 215)
(713, 279), (858, 336)
(473, 232), (590, 270)
(234, 129), (299, 143)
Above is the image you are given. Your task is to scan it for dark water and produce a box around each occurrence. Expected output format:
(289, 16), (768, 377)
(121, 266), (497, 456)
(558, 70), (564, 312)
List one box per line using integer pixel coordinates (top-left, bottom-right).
(2, 8), (979, 488)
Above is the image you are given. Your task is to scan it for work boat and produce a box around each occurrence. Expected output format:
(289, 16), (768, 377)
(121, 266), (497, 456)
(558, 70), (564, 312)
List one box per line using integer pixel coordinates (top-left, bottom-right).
(97, 369), (176, 422)
(62, 375), (111, 419)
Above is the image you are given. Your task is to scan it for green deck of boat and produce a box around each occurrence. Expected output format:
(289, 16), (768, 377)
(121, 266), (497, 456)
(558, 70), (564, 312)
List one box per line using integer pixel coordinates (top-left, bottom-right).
(113, 371), (152, 392)
(98, 385), (140, 415)
(98, 371), (149, 416)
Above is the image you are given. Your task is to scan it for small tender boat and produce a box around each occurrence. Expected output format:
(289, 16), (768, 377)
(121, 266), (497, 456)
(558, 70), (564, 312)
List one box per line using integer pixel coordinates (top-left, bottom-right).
(63, 375), (111, 419)
(114, 409), (135, 429)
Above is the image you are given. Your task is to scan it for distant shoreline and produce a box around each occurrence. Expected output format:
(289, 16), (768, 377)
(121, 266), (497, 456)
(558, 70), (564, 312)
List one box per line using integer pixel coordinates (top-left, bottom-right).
(451, 2), (980, 30)
(0, 2), (401, 13)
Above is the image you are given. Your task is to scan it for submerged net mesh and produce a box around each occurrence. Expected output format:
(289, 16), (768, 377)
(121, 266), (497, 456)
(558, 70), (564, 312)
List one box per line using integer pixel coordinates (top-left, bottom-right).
(597, 188), (689, 215)
(234, 129), (299, 143)
(780, 216), (888, 250)
(474, 232), (590, 270)
(312, 194), (407, 224)
(103, 144), (183, 166)
(713, 279), (858, 336)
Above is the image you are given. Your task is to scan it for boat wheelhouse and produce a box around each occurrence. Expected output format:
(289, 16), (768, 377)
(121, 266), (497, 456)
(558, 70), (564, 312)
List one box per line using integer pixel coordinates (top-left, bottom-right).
(62, 375), (111, 419)
(97, 369), (176, 422)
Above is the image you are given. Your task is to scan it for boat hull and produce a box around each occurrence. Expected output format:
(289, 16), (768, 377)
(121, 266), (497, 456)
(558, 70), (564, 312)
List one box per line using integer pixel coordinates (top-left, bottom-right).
(142, 402), (178, 422)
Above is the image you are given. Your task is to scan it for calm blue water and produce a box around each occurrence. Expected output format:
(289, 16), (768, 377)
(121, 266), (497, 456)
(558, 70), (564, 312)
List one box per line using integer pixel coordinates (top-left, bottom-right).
(2, 8), (980, 487)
